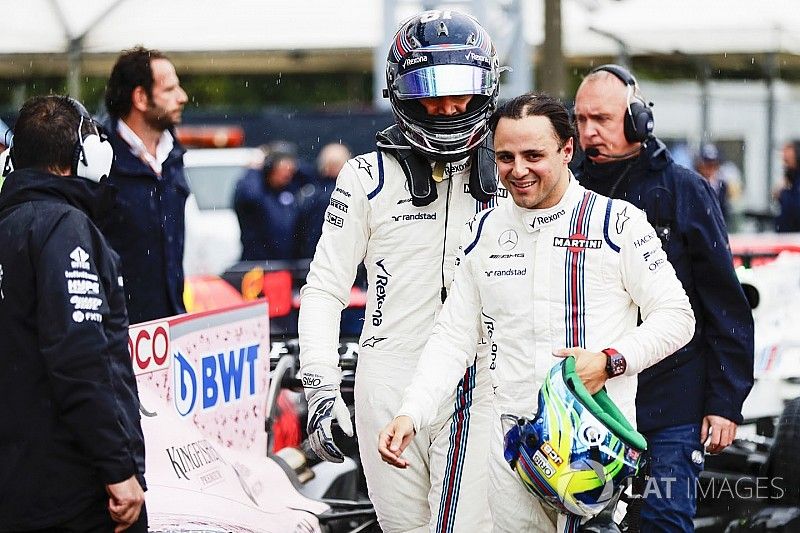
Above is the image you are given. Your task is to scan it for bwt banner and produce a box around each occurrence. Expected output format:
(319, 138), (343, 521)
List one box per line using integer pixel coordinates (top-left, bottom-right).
(129, 300), (270, 451)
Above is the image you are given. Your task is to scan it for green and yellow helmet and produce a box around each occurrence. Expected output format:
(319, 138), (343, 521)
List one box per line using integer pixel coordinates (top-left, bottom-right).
(502, 357), (647, 517)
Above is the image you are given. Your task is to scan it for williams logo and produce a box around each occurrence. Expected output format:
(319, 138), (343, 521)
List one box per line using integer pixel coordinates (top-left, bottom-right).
(498, 229), (518, 251)
(554, 234), (602, 253)
(372, 259), (391, 326)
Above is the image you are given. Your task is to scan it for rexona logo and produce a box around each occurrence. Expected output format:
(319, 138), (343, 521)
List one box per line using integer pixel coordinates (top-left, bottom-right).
(529, 209), (565, 229)
(372, 259), (391, 326)
(446, 161), (469, 176)
(173, 344), (260, 417)
(403, 55), (428, 68)
(464, 51), (491, 64)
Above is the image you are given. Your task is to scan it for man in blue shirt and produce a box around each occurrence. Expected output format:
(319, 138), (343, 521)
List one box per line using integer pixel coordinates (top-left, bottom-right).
(101, 46), (190, 323)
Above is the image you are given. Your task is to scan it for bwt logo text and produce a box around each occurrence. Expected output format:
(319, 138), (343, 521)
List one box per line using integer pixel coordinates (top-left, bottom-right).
(173, 344), (260, 416)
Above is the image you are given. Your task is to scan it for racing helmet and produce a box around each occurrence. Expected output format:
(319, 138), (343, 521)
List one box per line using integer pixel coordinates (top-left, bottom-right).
(385, 10), (501, 162)
(502, 357), (647, 517)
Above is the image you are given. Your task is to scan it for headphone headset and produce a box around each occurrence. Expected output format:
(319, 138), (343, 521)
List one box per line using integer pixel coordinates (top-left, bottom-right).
(2, 96), (114, 182)
(590, 64), (654, 143)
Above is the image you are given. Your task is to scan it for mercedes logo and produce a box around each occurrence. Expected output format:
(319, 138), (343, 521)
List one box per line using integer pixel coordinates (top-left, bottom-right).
(498, 229), (518, 251)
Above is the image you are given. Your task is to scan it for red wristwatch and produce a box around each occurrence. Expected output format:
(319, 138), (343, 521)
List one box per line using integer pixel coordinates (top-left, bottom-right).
(602, 348), (627, 378)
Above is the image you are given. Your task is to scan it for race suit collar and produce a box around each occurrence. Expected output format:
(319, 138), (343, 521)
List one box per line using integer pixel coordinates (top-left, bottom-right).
(512, 173), (584, 232)
(428, 156), (471, 182)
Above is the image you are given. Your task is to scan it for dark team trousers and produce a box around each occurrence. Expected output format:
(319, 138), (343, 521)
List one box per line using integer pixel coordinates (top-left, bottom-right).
(22, 499), (147, 533)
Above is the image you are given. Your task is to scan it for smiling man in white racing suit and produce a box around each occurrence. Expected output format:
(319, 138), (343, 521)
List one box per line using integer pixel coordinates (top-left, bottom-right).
(379, 94), (695, 531)
(298, 10), (506, 533)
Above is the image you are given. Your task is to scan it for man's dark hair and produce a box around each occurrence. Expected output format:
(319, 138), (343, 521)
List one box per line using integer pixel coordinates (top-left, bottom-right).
(13, 95), (80, 172)
(489, 93), (575, 149)
(105, 46), (167, 119)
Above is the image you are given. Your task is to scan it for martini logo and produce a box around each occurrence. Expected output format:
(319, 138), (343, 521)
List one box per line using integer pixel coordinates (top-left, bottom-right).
(553, 234), (602, 253)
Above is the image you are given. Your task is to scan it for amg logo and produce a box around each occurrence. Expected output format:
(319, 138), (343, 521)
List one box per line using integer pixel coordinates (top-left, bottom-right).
(326, 212), (344, 228)
(372, 259), (391, 326)
(391, 213), (437, 222)
(329, 198), (348, 213)
(403, 55), (428, 67)
(489, 253), (525, 259)
(397, 198), (413, 205)
(553, 237), (602, 249)
(463, 184), (509, 198)
(634, 232), (656, 248)
(485, 268), (526, 277)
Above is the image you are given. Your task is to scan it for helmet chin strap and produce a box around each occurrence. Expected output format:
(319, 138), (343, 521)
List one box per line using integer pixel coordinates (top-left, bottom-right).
(376, 124), (497, 207)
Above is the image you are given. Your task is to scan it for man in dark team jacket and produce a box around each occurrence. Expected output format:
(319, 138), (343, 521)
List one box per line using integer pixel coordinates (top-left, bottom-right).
(100, 46), (189, 324)
(574, 66), (754, 531)
(0, 96), (146, 531)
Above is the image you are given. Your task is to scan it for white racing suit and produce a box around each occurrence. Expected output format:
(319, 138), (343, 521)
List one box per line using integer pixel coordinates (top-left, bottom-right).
(398, 178), (695, 532)
(299, 150), (503, 532)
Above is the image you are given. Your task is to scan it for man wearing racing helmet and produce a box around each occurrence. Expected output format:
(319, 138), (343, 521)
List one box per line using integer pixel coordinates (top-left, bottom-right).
(298, 10), (504, 533)
(379, 93), (695, 531)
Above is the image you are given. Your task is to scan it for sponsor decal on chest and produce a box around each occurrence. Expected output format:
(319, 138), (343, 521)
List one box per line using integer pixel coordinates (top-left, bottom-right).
(372, 259), (391, 326)
(529, 209), (565, 229)
(553, 233), (602, 252)
(391, 212), (437, 222)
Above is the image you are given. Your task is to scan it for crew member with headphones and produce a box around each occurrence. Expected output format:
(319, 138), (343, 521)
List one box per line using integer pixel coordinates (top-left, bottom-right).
(0, 95), (146, 531)
(574, 66), (754, 531)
